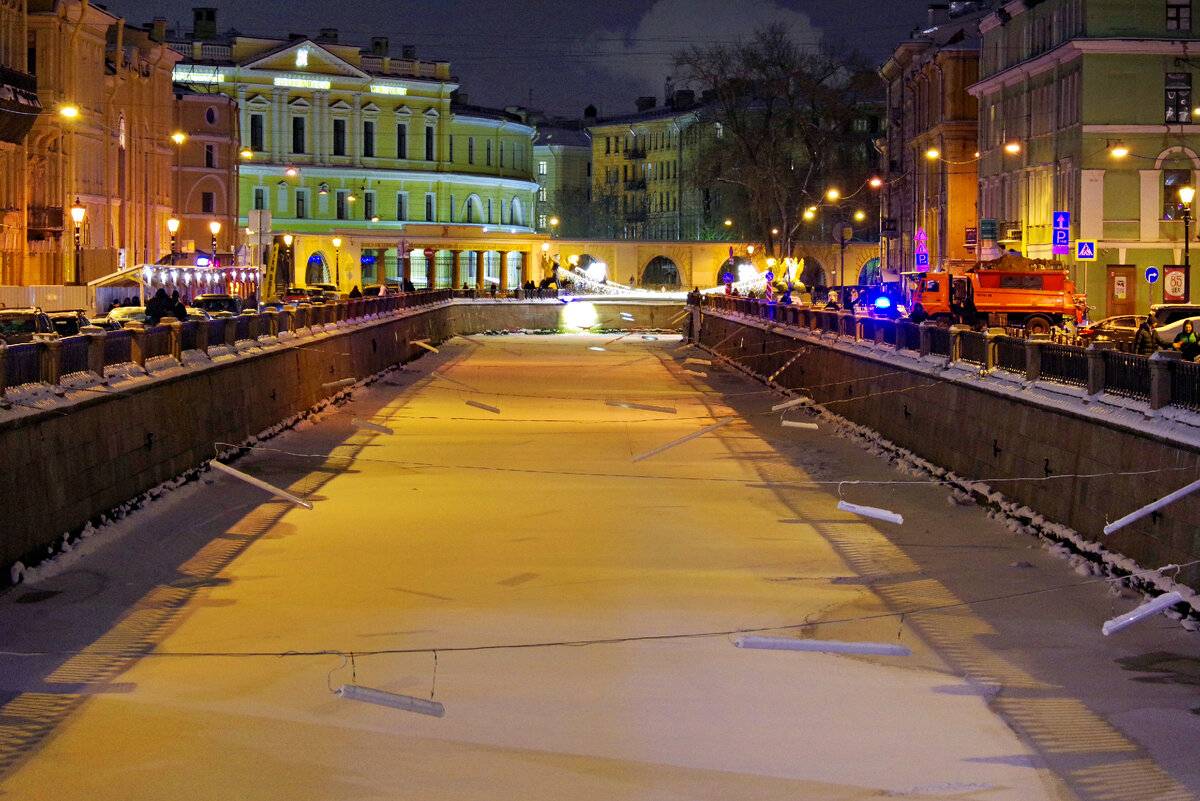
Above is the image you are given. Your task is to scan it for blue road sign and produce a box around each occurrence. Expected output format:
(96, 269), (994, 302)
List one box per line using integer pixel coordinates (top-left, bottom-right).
(1076, 241), (1097, 260)
(1145, 266), (1159, 284)
(1053, 228), (1069, 246)
(915, 252), (929, 267)
(1053, 212), (1071, 230)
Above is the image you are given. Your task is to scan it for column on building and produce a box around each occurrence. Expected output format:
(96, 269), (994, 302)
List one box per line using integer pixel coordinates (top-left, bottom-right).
(498, 251), (509, 293)
(272, 87), (288, 161)
(312, 90), (327, 166)
(475, 250), (486, 291)
(451, 249), (462, 288)
(426, 251), (435, 288)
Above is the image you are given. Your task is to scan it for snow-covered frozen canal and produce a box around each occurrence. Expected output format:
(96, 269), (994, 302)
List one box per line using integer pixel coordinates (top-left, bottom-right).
(1, 333), (1199, 800)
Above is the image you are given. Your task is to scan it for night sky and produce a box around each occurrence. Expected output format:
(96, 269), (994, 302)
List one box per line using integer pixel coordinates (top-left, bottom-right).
(105, 0), (939, 118)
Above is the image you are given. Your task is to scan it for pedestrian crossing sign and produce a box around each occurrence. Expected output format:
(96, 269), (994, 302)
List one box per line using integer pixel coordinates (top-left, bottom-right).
(1076, 240), (1097, 261)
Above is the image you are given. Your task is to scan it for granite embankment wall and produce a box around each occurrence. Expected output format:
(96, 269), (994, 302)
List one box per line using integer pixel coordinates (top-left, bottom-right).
(692, 307), (1200, 590)
(0, 299), (683, 580)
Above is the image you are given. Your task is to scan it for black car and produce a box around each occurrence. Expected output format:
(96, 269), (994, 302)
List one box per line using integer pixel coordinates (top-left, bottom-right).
(0, 308), (55, 343)
(191, 294), (242, 315)
(1077, 315), (1145, 350)
(46, 309), (92, 337)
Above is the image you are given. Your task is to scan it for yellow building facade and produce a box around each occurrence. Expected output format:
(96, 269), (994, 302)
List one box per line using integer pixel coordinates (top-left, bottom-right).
(169, 18), (539, 294)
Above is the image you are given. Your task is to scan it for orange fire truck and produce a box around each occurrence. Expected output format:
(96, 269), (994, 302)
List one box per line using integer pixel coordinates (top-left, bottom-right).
(909, 253), (1084, 334)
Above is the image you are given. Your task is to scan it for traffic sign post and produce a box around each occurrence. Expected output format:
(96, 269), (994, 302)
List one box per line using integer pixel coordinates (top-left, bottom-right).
(1052, 211), (1070, 256)
(914, 228), (929, 269)
(1075, 240), (1097, 261)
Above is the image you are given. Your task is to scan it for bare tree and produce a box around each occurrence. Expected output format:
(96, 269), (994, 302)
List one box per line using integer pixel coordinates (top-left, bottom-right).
(675, 24), (880, 258)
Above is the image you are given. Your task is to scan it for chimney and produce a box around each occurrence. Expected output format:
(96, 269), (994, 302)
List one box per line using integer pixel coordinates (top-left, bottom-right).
(635, 95), (656, 112)
(371, 37), (388, 56)
(150, 17), (167, 42)
(671, 89), (695, 110)
(402, 44), (416, 59)
(927, 3), (950, 27)
(192, 7), (217, 40)
(317, 28), (338, 43)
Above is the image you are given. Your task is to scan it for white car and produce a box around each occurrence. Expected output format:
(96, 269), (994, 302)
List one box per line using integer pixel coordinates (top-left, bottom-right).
(1151, 304), (1200, 345)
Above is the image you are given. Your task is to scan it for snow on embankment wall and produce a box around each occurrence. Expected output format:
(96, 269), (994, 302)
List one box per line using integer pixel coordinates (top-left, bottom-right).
(693, 307), (1200, 592)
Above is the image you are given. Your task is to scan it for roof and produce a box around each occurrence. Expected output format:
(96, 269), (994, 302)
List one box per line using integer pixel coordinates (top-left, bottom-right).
(533, 127), (591, 148)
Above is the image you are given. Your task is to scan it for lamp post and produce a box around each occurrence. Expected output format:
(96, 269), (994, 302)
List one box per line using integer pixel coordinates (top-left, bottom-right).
(167, 217), (179, 262)
(283, 233), (294, 287)
(332, 237), (341, 287)
(209, 220), (221, 259)
(1180, 186), (1194, 270)
(69, 198), (85, 284)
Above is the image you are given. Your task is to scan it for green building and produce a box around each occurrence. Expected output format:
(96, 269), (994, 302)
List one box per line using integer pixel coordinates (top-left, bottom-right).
(972, 0), (1200, 317)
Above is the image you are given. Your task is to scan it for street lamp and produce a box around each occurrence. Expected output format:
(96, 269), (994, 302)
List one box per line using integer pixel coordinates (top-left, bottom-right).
(167, 217), (179, 261)
(332, 237), (341, 287)
(209, 220), (221, 261)
(69, 198), (85, 284)
(1180, 186), (1194, 272)
(283, 233), (294, 287)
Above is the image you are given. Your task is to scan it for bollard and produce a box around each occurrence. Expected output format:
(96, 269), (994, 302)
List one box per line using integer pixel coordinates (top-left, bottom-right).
(86, 329), (107, 377)
(949, 324), (970, 362)
(983, 327), (1004, 371)
(167, 319), (183, 362)
(195, 318), (210, 356)
(1024, 336), (1043, 382)
(1085, 343), (1111, 396)
(39, 337), (61, 387)
(128, 324), (148, 369)
(919, 321), (934, 357)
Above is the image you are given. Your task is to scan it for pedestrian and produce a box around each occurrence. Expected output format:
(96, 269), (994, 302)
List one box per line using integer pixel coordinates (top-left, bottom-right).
(824, 291), (840, 311)
(909, 302), (929, 323)
(349, 285), (362, 298)
(171, 290), (187, 321)
(1173, 319), (1199, 361)
(1133, 315), (1160, 356)
(403, 278), (416, 293)
(145, 288), (170, 324)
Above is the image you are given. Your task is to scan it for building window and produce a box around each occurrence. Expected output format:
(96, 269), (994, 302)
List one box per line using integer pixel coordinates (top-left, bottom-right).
(296, 190), (308, 219)
(250, 114), (264, 152)
(201, 192), (215, 214)
(425, 192), (435, 221)
(448, 134), (454, 162)
(500, 142), (505, 167)
(487, 198), (493, 224)
(538, 186), (547, 201)
(364, 191), (376, 219)
(204, 144), (215, 168)
(468, 137), (475, 164)
(539, 213), (547, 228)
(292, 117), (306, 153)
(538, 160), (547, 175)
(396, 122), (408, 159)
(1166, 72), (1192, 123)
(1164, 168), (1192, 219)
(333, 119), (347, 156)
(486, 140), (493, 166)
(363, 120), (375, 158)
(1168, 1), (1192, 31)
(336, 190), (349, 220)
(253, 187), (266, 210)
(425, 125), (435, 160)
(396, 192), (407, 221)
(205, 107), (217, 125)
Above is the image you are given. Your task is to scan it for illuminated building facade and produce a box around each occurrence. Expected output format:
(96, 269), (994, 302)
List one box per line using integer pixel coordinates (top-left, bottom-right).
(168, 13), (539, 292)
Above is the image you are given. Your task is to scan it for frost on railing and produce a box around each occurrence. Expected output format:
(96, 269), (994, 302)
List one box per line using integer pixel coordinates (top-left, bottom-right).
(1172, 360), (1200, 411)
(1104, 350), (1150, 401)
(995, 336), (1026, 373)
(103, 329), (133, 366)
(958, 331), (988, 365)
(59, 335), (90, 376)
(4, 343), (39, 387)
(1040, 343), (1087, 387)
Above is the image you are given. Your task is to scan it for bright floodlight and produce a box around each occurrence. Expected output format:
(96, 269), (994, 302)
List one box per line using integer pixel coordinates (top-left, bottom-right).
(1005, 142), (1021, 153)
(737, 264), (758, 283)
(1180, 186), (1195, 205)
(585, 260), (608, 282)
(925, 148), (940, 159)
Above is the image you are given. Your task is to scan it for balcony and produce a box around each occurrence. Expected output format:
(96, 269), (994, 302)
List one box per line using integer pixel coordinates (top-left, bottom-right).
(624, 147), (647, 160)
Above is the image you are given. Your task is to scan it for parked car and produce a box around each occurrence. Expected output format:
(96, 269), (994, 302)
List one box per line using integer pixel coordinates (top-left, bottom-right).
(94, 306), (147, 330)
(0, 308), (55, 343)
(308, 283), (341, 302)
(1151, 303), (1200, 345)
(279, 287), (312, 304)
(360, 284), (399, 297)
(46, 309), (93, 337)
(1077, 315), (1145, 350)
(190, 294), (241, 315)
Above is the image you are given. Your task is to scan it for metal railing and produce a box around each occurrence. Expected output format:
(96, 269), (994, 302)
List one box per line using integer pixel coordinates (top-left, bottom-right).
(693, 295), (1196, 412)
(0, 289), (454, 397)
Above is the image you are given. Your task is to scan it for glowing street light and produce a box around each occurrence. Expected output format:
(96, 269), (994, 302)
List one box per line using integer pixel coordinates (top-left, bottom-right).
(1004, 142), (1021, 154)
(332, 236), (341, 286)
(58, 105), (79, 118)
(69, 198), (85, 283)
(1180, 186), (1195, 271)
(826, 188), (840, 200)
(1110, 141), (1129, 158)
(167, 217), (179, 258)
(925, 148), (940, 160)
(209, 220), (221, 260)
(171, 132), (186, 145)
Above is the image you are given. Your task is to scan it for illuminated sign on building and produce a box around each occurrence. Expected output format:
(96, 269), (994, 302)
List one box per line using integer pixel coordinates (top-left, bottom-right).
(274, 76), (332, 89)
(296, 49), (309, 68)
(173, 66), (224, 83)
(370, 84), (409, 96)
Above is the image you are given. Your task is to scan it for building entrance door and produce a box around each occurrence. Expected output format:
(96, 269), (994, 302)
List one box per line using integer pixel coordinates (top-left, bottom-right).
(1106, 265), (1136, 317)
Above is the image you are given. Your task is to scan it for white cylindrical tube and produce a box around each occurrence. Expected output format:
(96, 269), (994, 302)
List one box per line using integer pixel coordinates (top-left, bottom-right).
(1103, 477), (1200, 535)
(210, 460), (312, 509)
(837, 500), (903, 525)
(735, 635), (911, 657)
(771, 397), (811, 411)
(322, 378), (355, 390)
(781, 420), (818, 430)
(335, 684), (445, 717)
(1102, 591), (1183, 636)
